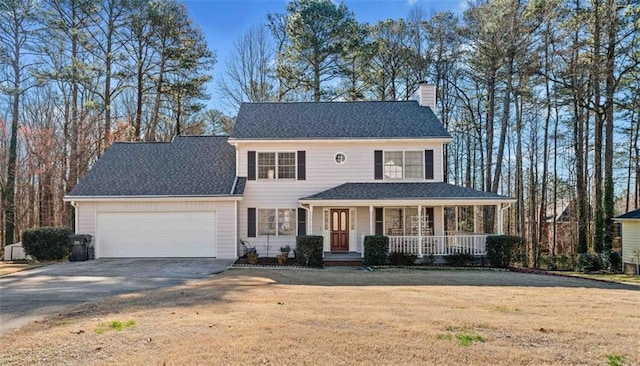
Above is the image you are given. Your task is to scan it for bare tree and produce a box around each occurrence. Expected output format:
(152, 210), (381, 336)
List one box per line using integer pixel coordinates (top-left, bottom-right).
(218, 25), (278, 112)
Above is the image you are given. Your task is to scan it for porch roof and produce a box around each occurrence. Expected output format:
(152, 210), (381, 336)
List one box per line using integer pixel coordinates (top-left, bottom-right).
(299, 182), (515, 205)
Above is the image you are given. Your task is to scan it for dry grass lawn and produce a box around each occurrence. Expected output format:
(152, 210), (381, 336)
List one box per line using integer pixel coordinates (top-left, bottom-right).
(0, 268), (639, 366)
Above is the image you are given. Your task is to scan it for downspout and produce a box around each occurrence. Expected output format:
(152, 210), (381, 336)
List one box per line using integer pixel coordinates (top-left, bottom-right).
(230, 176), (238, 195)
(71, 201), (79, 234)
(499, 202), (512, 235)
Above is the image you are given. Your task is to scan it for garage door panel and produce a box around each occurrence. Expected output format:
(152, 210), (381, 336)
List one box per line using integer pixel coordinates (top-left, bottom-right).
(97, 211), (216, 258)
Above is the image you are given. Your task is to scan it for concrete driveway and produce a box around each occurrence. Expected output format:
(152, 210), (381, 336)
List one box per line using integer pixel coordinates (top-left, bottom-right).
(0, 259), (233, 335)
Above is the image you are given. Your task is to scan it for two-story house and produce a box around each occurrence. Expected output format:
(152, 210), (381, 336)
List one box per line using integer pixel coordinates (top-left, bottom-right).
(65, 83), (514, 261)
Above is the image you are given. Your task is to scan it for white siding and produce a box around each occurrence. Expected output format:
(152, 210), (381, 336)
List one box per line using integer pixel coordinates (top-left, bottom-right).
(237, 140), (445, 249)
(237, 140), (444, 183)
(621, 221), (640, 266)
(75, 200), (237, 258)
(411, 83), (436, 110)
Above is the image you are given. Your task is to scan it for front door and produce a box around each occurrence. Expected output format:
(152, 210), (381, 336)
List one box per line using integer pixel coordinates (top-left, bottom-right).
(330, 209), (349, 252)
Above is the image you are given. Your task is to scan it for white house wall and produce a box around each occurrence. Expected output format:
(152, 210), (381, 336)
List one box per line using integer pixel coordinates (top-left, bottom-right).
(236, 140), (445, 251)
(621, 221), (640, 273)
(75, 200), (237, 259)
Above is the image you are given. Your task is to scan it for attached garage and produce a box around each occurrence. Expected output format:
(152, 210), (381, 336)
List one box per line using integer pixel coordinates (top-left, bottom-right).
(64, 136), (244, 259)
(96, 211), (217, 258)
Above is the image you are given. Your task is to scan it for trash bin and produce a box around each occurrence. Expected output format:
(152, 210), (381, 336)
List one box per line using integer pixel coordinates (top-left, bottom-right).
(69, 234), (92, 262)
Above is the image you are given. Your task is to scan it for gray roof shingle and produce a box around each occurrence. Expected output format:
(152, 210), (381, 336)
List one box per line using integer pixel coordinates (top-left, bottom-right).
(231, 101), (451, 139)
(68, 136), (239, 197)
(616, 208), (640, 219)
(300, 182), (512, 201)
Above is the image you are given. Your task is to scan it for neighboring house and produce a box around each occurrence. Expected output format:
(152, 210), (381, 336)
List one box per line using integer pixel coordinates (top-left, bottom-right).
(614, 208), (640, 274)
(64, 83), (515, 261)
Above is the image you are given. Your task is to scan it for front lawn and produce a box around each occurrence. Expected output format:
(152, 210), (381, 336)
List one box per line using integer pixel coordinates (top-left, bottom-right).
(0, 268), (638, 365)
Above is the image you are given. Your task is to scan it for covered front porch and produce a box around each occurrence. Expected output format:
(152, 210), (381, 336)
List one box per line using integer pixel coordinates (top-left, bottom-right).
(299, 182), (516, 259)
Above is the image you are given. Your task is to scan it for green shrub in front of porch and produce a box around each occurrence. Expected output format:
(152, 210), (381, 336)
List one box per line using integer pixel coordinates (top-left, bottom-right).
(388, 252), (417, 266)
(295, 236), (323, 267)
(486, 235), (526, 268)
(364, 235), (389, 265)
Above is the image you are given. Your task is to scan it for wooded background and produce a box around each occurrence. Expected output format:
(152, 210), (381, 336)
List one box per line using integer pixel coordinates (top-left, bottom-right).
(1, 0), (639, 265)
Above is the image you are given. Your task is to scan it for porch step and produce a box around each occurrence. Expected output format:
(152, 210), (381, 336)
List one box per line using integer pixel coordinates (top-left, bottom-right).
(323, 251), (363, 266)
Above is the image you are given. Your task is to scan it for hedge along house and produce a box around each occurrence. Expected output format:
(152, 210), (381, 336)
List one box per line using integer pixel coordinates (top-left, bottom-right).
(614, 208), (640, 274)
(65, 83), (515, 261)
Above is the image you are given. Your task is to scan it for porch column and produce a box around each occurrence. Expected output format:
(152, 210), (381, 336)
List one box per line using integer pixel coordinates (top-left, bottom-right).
(455, 206), (459, 233)
(496, 204), (503, 234)
(418, 204), (423, 257)
(369, 205), (374, 235)
(308, 205), (314, 235)
(473, 205), (478, 233)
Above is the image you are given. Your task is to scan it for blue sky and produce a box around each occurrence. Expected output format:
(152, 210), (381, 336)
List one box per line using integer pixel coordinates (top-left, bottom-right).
(181, 0), (466, 112)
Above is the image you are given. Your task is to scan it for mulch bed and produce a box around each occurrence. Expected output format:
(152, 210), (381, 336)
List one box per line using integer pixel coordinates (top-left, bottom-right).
(234, 257), (303, 267)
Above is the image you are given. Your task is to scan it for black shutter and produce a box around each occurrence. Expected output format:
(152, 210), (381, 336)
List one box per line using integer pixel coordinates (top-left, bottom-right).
(374, 150), (383, 180)
(297, 151), (306, 180)
(248, 151), (256, 181)
(425, 150), (434, 180)
(297, 208), (307, 236)
(425, 207), (434, 224)
(375, 207), (384, 235)
(247, 208), (256, 237)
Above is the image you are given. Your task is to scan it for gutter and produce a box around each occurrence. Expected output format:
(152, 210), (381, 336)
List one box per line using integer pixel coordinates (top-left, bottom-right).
(63, 195), (243, 202)
(230, 176), (238, 195)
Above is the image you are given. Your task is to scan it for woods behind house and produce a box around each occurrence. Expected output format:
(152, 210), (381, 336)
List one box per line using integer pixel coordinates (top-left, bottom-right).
(1, 0), (639, 265)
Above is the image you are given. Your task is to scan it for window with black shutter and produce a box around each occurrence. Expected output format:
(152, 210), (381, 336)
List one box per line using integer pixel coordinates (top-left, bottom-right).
(247, 151), (256, 181)
(375, 207), (384, 235)
(374, 150), (383, 180)
(247, 208), (256, 237)
(425, 150), (434, 180)
(297, 151), (306, 180)
(297, 208), (307, 236)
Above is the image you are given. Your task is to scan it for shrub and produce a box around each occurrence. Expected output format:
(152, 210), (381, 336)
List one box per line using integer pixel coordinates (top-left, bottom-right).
(576, 252), (605, 272)
(295, 236), (323, 267)
(486, 235), (525, 268)
(445, 253), (474, 267)
(22, 227), (74, 261)
(364, 235), (389, 265)
(605, 251), (622, 273)
(388, 251), (417, 266)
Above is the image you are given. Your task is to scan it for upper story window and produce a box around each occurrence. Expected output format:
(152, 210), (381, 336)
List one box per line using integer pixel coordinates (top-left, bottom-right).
(384, 151), (424, 180)
(258, 152), (296, 180)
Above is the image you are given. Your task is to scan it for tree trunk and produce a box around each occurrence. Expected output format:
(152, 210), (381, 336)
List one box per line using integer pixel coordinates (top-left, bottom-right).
(603, 0), (617, 251)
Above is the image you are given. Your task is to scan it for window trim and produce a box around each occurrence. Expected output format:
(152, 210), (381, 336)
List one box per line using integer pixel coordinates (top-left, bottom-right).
(256, 151), (297, 180)
(256, 207), (297, 237)
(382, 150), (425, 181)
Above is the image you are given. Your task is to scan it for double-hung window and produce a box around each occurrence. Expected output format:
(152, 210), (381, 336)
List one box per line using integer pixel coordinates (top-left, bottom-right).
(257, 152), (296, 180)
(257, 208), (296, 236)
(384, 151), (424, 180)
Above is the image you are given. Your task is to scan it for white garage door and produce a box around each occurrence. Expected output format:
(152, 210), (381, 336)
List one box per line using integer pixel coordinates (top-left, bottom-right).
(96, 211), (216, 258)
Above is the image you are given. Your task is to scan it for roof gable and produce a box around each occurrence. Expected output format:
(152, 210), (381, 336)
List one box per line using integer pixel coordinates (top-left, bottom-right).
(231, 101), (451, 140)
(68, 136), (238, 197)
(616, 208), (640, 219)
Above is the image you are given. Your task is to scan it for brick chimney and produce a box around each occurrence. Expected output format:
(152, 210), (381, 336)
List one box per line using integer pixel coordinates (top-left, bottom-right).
(412, 81), (436, 111)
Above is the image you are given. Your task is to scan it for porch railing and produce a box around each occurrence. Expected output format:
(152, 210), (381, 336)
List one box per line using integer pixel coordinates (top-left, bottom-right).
(387, 235), (488, 256)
